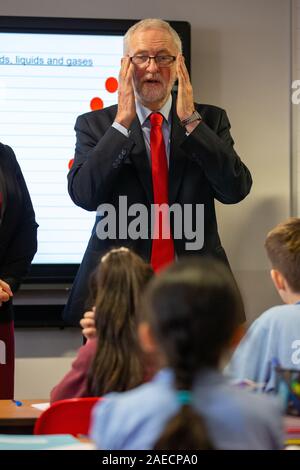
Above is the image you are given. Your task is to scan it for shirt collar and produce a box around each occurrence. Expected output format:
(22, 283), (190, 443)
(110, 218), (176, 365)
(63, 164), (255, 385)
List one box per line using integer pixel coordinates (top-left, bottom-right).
(152, 367), (227, 388)
(135, 95), (172, 126)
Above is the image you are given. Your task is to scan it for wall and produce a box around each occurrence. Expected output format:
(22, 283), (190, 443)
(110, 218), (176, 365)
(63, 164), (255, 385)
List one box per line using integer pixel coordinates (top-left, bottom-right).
(0, 0), (291, 397)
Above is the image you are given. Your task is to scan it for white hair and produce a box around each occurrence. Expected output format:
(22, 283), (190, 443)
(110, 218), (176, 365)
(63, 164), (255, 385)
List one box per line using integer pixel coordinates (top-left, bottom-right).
(123, 18), (182, 54)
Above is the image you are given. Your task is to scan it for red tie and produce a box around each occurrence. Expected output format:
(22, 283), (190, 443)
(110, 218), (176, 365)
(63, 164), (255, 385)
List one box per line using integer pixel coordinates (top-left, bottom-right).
(150, 112), (175, 272)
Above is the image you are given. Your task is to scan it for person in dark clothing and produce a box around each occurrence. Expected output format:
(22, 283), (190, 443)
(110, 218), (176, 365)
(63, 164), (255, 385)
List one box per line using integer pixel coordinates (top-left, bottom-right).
(64, 18), (252, 325)
(0, 143), (38, 398)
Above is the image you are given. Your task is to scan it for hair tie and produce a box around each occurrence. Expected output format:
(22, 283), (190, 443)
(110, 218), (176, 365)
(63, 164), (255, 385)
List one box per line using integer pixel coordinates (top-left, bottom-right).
(177, 390), (192, 406)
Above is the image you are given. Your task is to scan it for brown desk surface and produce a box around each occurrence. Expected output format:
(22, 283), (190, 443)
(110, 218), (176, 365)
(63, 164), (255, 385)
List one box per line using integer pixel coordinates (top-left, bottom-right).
(0, 399), (49, 427)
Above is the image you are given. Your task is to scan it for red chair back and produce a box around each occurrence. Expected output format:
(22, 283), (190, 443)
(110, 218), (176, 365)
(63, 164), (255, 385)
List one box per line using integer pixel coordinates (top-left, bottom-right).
(34, 397), (102, 436)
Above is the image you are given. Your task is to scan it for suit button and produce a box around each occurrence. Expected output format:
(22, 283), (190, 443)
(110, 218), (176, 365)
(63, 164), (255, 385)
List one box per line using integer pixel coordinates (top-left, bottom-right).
(118, 154), (123, 160)
(121, 148), (127, 156)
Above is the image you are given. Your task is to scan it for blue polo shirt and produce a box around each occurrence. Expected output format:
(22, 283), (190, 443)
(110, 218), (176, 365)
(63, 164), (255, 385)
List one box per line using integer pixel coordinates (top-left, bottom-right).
(226, 303), (300, 392)
(90, 368), (283, 450)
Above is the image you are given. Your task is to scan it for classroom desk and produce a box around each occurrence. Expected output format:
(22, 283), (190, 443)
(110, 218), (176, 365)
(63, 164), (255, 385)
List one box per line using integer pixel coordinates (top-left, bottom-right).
(0, 399), (48, 434)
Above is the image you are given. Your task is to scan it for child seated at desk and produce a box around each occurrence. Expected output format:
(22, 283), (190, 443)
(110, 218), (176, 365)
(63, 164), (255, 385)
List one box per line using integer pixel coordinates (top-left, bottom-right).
(50, 247), (154, 402)
(226, 217), (300, 392)
(90, 257), (283, 450)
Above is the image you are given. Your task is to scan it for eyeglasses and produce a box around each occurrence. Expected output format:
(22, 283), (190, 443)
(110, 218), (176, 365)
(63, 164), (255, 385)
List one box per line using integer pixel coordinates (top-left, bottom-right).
(130, 55), (176, 67)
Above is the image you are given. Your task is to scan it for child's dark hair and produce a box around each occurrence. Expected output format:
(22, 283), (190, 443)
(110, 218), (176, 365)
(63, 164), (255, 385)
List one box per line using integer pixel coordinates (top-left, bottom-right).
(88, 247), (154, 396)
(142, 257), (244, 450)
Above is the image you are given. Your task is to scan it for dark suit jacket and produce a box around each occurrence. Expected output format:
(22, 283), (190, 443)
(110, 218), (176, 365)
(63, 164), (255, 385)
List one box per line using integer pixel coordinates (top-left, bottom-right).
(0, 144), (38, 322)
(64, 96), (252, 324)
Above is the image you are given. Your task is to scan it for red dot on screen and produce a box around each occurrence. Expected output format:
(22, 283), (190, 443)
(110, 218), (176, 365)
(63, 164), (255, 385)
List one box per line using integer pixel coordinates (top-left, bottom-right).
(90, 97), (104, 111)
(68, 158), (74, 170)
(105, 77), (118, 93)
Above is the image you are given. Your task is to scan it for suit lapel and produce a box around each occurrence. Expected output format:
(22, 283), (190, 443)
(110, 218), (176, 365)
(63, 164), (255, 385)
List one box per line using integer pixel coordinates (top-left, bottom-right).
(129, 116), (153, 204)
(169, 97), (188, 205)
(128, 95), (188, 206)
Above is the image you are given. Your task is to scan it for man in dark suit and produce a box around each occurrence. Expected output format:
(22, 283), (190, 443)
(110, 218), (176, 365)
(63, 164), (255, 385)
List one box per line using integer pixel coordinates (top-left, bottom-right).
(64, 18), (252, 324)
(0, 143), (38, 398)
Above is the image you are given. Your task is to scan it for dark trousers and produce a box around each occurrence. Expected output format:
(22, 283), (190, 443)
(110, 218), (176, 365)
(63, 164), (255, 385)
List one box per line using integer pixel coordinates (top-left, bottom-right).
(0, 321), (15, 399)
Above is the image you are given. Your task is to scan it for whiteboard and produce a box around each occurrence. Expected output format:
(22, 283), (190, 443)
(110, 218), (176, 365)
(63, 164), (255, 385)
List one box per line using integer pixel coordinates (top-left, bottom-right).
(0, 31), (122, 264)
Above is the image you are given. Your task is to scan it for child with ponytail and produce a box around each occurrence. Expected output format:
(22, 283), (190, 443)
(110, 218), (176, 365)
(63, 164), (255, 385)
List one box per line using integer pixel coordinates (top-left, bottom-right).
(90, 257), (283, 450)
(51, 247), (154, 402)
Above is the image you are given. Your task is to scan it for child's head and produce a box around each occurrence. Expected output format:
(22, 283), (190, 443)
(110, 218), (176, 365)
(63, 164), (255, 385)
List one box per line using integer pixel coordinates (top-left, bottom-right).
(88, 247), (154, 396)
(139, 256), (244, 450)
(265, 217), (300, 302)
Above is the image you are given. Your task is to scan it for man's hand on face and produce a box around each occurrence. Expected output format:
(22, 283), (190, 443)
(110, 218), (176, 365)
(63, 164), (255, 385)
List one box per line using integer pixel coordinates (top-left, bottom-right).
(115, 56), (136, 130)
(0, 279), (13, 307)
(176, 54), (200, 133)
